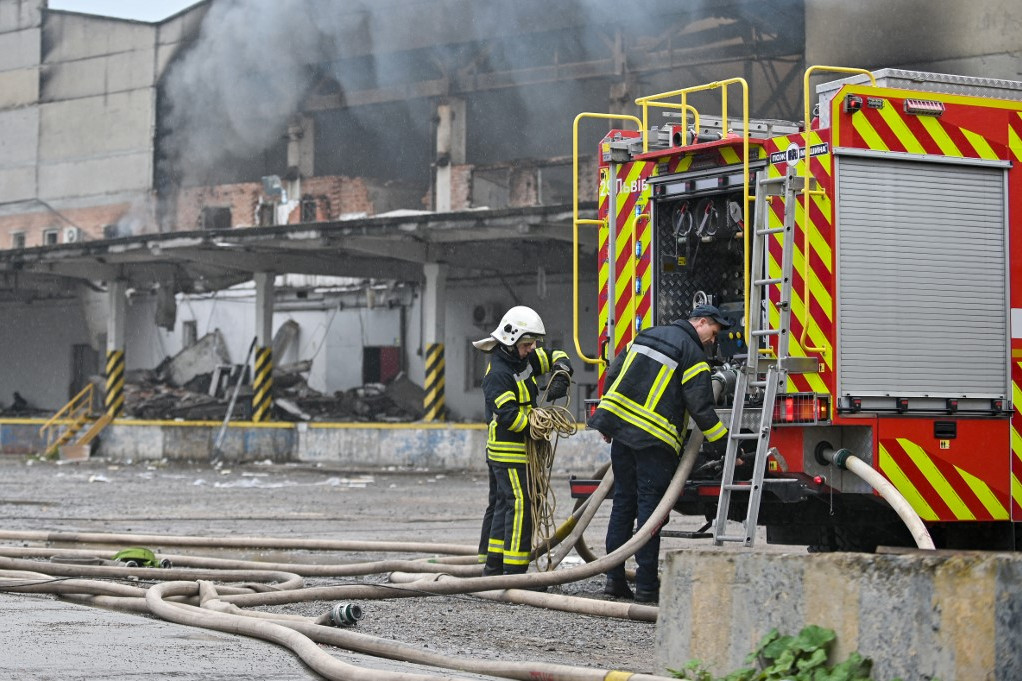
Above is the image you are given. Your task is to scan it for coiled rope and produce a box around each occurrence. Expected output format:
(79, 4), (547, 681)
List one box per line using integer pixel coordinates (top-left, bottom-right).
(526, 369), (578, 568)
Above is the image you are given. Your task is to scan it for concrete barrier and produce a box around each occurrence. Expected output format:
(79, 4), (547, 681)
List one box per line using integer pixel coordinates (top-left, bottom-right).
(656, 549), (1022, 681)
(0, 420), (609, 472)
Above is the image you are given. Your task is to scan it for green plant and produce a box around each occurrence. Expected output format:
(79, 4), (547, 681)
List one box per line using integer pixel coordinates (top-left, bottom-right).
(668, 625), (904, 681)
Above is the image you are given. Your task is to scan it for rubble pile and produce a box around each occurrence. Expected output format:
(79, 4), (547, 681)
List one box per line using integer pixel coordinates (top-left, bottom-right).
(117, 331), (426, 423)
(122, 373), (424, 423)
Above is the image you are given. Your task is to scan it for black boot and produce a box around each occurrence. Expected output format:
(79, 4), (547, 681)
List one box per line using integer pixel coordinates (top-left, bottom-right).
(603, 578), (634, 599)
(481, 555), (503, 576)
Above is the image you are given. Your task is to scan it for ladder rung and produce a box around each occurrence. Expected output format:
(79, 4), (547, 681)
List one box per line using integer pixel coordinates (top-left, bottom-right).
(750, 329), (780, 337)
(722, 483), (750, 491)
(753, 277), (782, 286)
(748, 380), (768, 388)
(755, 227), (784, 236)
(730, 433), (761, 440)
(716, 534), (751, 544)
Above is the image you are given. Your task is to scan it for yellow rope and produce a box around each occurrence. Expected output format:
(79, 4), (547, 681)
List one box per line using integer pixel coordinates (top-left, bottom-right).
(526, 369), (578, 569)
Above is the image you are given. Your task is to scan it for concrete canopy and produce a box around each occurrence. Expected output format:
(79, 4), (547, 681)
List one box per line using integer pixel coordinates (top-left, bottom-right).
(0, 203), (598, 299)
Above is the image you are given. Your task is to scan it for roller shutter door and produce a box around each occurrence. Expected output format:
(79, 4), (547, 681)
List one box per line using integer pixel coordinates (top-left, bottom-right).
(836, 155), (1008, 399)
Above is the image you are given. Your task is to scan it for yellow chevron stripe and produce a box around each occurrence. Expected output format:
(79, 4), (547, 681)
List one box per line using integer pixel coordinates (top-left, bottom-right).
(793, 197), (833, 274)
(918, 115), (961, 156)
(879, 443), (938, 521)
(719, 146), (740, 165)
(765, 301), (829, 393)
(898, 438), (974, 520)
(767, 253), (833, 367)
(812, 136), (832, 175)
(1010, 127), (1022, 162)
(877, 103), (927, 154)
(614, 163), (645, 217)
(1012, 474), (1022, 514)
(851, 111), (888, 151)
(672, 155), (694, 173)
(1012, 424), (1022, 464)
(960, 128), (998, 160)
(955, 465), (1009, 520)
(1010, 114), (1022, 162)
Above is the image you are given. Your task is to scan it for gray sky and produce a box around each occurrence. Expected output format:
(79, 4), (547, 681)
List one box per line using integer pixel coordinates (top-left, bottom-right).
(47, 0), (201, 22)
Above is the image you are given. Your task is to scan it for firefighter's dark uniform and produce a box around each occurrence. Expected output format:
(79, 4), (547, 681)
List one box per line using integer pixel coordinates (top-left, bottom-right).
(478, 345), (572, 574)
(588, 319), (727, 594)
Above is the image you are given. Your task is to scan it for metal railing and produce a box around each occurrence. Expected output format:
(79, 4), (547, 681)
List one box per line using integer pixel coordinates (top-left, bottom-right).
(39, 384), (97, 457)
(635, 79), (751, 334)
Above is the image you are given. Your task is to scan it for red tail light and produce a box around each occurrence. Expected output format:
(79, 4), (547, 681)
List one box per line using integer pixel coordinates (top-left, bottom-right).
(772, 393), (830, 425)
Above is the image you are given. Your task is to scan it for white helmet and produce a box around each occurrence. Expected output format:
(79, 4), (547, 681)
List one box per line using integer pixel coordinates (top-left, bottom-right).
(472, 305), (545, 351)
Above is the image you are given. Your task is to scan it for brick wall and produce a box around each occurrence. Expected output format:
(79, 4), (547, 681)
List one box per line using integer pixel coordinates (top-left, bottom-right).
(176, 175), (382, 228)
(0, 202), (137, 248)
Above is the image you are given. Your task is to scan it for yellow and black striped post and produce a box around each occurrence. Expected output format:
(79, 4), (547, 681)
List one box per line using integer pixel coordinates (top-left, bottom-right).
(105, 349), (125, 417)
(252, 346), (273, 422)
(424, 343), (445, 421)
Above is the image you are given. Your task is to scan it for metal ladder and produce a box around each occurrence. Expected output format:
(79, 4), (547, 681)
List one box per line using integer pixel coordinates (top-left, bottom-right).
(712, 165), (804, 547)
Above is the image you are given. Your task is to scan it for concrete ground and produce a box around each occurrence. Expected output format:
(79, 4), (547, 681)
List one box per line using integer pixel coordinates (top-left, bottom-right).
(0, 456), (735, 680)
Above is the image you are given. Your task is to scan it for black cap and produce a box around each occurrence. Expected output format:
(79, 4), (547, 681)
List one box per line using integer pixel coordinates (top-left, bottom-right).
(689, 304), (733, 330)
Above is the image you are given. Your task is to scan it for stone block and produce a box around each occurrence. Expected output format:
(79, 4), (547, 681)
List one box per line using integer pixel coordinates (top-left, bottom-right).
(656, 549), (1022, 681)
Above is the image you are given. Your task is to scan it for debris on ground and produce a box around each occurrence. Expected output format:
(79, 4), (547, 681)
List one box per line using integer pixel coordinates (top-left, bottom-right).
(114, 335), (425, 422)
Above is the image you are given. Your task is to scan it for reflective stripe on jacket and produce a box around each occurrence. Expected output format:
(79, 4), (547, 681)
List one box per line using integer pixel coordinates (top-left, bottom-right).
(588, 320), (726, 454)
(483, 346), (572, 464)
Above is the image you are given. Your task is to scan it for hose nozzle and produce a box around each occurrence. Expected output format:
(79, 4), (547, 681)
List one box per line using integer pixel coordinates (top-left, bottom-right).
(330, 602), (364, 627)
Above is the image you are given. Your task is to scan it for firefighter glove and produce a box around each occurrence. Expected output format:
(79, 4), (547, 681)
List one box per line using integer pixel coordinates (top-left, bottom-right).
(705, 434), (728, 460)
(546, 374), (571, 401)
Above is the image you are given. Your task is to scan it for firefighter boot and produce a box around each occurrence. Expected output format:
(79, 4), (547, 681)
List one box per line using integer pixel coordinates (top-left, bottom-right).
(603, 577), (634, 599)
(481, 554), (503, 576)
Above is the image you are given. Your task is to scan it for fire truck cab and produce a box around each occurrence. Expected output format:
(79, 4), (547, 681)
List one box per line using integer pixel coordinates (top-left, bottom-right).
(573, 68), (1022, 551)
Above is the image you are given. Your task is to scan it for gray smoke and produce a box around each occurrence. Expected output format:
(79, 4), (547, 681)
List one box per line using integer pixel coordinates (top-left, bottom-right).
(159, 0), (606, 184)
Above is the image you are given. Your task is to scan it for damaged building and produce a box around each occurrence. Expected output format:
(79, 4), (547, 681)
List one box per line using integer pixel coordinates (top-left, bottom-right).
(0, 0), (1019, 427)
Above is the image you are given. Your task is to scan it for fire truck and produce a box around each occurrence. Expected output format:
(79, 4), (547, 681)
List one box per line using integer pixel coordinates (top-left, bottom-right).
(571, 67), (1022, 551)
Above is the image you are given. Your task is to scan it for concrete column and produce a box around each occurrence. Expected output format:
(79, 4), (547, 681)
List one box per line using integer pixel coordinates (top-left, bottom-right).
(422, 262), (448, 421)
(287, 114), (315, 178)
(105, 280), (127, 417)
(252, 272), (275, 422)
(609, 79), (636, 118)
(434, 98), (466, 212)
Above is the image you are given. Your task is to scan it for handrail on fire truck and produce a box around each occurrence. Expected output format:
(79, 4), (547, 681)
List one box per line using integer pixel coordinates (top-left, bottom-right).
(572, 112), (643, 365)
(798, 67), (875, 361)
(635, 79), (751, 334)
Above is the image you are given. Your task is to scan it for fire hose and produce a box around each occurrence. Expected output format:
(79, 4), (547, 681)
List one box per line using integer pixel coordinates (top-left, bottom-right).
(0, 432), (702, 680)
(816, 445), (935, 550)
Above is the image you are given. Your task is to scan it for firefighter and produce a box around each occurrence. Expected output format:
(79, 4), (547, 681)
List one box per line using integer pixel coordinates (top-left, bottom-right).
(472, 305), (573, 575)
(588, 304), (731, 602)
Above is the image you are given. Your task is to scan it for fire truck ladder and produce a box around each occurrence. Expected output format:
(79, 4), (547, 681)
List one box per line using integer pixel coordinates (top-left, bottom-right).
(712, 165), (807, 547)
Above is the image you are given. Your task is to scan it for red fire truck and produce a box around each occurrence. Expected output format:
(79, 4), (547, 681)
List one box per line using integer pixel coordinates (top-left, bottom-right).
(572, 67), (1022, 550)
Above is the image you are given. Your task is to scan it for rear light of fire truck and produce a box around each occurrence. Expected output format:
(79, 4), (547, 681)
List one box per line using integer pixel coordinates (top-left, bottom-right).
(772, 393), (830, 424)
(584, 398), (600, 419)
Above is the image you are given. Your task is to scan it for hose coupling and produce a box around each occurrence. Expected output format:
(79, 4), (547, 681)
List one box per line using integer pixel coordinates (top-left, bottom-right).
(832, 448), (853, 470)
(330, 602), (364, 627)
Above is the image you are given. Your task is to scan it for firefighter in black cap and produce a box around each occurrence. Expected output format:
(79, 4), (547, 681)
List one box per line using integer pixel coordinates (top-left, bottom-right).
(588, 304), (730, 602)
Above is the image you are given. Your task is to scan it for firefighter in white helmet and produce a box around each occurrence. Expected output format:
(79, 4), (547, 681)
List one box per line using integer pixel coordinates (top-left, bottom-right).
(472, 305), (573, 575)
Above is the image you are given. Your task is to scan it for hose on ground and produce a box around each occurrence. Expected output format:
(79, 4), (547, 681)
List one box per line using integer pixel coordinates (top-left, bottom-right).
(147, 580), (470, 681)
(818, 446), (935, 550)
(0, 442), (697, 680)
(387, 570), (656, 622)
(220, 432), (703, 607)
(0, 530), (475, 556)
